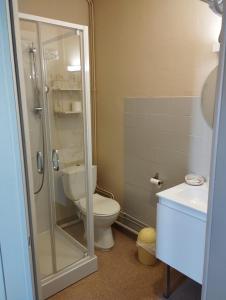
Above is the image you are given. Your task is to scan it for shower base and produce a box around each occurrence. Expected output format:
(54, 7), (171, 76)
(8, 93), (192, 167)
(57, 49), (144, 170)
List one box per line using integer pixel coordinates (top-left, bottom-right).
(38, 228), (85, 278)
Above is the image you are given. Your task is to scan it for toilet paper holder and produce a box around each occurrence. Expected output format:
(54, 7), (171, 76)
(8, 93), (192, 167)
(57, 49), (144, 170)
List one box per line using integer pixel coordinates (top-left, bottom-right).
(150, 173), (163, 187)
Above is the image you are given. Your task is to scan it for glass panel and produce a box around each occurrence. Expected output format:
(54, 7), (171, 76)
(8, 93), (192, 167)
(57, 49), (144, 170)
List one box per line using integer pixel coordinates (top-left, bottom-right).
(19, 20), (54, 278)
(40, 23), (88, 271)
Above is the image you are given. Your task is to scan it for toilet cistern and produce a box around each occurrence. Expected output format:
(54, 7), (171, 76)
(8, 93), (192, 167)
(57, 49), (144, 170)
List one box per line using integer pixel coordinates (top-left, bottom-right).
(62, 165), (120, 250)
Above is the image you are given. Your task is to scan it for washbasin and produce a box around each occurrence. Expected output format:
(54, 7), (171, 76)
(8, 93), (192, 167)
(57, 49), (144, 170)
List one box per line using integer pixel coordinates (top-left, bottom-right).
(157, 182), (208, 214)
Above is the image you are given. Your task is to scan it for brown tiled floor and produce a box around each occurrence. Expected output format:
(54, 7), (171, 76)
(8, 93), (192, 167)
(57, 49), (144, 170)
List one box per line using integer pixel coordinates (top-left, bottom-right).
(48, 228), (165, 300)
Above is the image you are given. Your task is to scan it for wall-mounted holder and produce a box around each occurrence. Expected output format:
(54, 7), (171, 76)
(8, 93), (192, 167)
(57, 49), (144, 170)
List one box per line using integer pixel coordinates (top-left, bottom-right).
(150, 173), (163, 188)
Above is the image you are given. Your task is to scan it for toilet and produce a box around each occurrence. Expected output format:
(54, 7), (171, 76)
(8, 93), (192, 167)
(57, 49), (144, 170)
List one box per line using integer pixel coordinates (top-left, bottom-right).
(61, 165), (120, 250)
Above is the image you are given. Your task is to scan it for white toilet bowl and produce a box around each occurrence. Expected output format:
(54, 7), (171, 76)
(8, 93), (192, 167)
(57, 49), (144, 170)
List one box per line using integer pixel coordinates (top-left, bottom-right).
(61, 165), (121, 250)
(78, 193), (120, 249)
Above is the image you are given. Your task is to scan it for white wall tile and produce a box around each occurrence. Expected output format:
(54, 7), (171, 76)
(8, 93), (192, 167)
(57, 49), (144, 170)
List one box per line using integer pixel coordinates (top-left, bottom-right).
(124, 97), (212, 227)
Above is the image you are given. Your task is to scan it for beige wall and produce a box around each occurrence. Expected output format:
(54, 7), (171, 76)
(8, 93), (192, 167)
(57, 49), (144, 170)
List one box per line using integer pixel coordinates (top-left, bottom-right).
(18, 0), (89, 25)
(93, 0), (221, 204)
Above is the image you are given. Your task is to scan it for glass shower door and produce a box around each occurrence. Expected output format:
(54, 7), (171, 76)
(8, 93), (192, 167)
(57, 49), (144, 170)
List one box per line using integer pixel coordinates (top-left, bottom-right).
(40, 23), (90, 272)
(19, 16), (95, 290)
(19, 13), (96, 298)
(20, 19), (55, 279)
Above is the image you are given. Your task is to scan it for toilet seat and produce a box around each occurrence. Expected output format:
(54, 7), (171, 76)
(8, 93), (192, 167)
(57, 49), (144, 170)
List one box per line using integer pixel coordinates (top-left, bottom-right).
(78, 193), (120, 216)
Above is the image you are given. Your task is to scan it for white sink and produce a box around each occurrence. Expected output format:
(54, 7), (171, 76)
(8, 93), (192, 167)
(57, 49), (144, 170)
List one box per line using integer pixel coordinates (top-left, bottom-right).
(157, 182), (208, 214)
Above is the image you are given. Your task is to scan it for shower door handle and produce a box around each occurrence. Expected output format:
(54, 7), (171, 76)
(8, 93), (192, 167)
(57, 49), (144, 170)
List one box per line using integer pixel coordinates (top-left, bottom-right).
(52, 149), (60, 171)
(37, 151), (44, 174)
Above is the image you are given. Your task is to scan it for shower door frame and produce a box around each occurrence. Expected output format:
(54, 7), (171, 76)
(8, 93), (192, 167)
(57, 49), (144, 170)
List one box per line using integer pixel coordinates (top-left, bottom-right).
(11, 7), (96, 299)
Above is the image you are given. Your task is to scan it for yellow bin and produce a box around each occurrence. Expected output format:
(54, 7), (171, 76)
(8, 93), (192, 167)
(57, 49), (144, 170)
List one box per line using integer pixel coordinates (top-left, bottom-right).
(137, 227), (157, 266)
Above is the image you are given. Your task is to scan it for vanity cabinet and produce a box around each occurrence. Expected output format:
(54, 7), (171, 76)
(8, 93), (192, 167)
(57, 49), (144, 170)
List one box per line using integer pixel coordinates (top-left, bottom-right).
(156, 192), (207, 284)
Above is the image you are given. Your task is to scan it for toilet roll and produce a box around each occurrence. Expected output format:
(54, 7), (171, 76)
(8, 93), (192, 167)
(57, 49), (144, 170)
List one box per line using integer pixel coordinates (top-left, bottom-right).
(71, 101), (82, 113)
(150, 177), (163, 187)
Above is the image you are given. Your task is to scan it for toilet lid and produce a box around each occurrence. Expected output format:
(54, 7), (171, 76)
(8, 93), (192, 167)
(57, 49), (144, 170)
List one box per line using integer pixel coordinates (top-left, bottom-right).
(79, 194), (120, 216)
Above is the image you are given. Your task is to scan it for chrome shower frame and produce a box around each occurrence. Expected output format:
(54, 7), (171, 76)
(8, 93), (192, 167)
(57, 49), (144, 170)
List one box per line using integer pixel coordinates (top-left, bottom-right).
(11, 7), (96, 299)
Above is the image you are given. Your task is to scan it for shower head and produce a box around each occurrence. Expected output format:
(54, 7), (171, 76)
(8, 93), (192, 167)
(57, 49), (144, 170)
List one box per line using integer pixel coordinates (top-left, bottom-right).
(201, 0), (223, 16)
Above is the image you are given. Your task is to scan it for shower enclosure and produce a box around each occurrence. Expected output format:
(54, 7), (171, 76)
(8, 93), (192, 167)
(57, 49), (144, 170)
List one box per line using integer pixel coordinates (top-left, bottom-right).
(17, 14), (96, 299)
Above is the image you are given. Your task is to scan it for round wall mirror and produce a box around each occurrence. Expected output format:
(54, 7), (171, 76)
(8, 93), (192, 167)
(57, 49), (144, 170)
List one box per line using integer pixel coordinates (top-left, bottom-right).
(201, 66), (218, 127)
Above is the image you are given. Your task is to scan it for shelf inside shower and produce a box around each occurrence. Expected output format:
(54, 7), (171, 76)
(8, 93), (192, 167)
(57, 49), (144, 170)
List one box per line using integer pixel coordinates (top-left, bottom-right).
(51, 80), (81, 91)
(38, 227), (85, 278)
(54, 110), (82, 115)
(52, 88), (82, 91)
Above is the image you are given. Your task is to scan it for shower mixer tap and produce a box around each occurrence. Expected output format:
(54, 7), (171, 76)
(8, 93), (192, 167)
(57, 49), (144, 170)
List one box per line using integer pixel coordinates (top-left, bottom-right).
(29, 46), (37, 54)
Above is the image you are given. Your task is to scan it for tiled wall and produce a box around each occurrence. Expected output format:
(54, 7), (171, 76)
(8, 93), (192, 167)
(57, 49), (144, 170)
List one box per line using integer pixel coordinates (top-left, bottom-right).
(124, 97), (212, 227)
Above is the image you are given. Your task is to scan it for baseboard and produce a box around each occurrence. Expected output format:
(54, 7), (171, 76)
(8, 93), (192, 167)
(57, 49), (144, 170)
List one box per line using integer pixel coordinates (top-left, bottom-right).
(113, 221), (138, 240)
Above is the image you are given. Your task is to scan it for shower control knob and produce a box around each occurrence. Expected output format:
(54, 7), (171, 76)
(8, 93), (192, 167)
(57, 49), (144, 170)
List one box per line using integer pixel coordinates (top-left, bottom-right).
(29, 47), (37, 54)
(44, 85), (49, 93)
